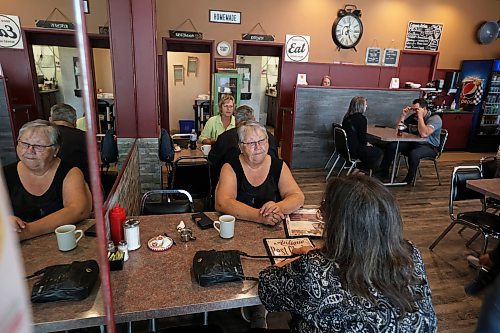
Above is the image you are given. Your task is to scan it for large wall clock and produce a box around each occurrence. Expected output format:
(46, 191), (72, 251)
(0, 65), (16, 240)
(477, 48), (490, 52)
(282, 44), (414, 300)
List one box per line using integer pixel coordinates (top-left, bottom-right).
(332, 5), (363, 51)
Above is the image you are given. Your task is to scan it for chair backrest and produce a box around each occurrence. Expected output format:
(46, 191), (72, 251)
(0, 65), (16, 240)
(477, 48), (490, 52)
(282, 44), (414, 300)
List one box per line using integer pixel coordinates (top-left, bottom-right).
(171, 157), (212, 199)
(172, 134), (191, 149)
(332, 122), (342, 146)
(333, 126), (353, 162)
(436, 129), (449, 158)
(140, 189), (194, 215)
(449, 166), (484, 214)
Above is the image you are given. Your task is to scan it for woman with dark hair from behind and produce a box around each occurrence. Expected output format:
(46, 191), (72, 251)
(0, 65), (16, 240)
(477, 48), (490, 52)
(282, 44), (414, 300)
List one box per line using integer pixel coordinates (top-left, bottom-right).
(342, 96), (383, 172)
(258, 175), (437, 332)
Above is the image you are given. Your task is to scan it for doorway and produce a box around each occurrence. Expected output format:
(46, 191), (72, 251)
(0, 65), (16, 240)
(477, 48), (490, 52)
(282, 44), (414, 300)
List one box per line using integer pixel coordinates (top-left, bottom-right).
(161, 38), (214, 133)
(234, 41), (284, 140)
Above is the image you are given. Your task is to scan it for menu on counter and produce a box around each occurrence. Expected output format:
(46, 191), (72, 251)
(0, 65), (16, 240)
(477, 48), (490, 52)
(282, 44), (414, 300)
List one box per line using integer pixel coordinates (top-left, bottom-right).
(404, 21), (443, 51)
(285, 207), (324, 238)
(263, 237), (315, 264)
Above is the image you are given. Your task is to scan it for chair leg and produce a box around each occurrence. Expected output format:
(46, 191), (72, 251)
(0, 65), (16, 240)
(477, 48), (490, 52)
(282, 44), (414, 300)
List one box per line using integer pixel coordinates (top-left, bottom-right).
(429, 221), (457, 250)
(482, 234), (490, 254)
(149, 319), (157, 332)
(434, 160), (441, 185)
(346, 162), (356, 176)
(395, 154), (401, 178)
(458, 226), (467, 234)
(465, 231), (482, 247)
(326, 155), (341, 180)
(324, 151), (336, 169)
(337, 161), (347, 177)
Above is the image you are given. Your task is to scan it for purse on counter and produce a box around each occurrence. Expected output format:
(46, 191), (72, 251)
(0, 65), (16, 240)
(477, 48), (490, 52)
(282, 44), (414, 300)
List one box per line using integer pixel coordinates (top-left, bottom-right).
(193, 250), (245, 287)
(29, 260), (99, 303)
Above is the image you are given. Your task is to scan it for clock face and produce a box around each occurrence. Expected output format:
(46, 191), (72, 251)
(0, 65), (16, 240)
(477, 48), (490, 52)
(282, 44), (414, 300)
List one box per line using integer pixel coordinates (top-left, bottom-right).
(332, 14), (363, 49)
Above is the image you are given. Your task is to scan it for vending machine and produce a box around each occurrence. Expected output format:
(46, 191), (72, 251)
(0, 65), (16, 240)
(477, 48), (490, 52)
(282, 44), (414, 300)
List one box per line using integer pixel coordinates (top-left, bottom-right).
(458, 59), (500, 151)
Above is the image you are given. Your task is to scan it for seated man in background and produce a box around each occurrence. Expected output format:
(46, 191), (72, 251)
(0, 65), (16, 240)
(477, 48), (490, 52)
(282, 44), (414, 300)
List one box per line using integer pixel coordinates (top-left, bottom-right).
(215, 121), (304, 226)
(50, 103), (89, 184)
(378, 98), (442, 184)
(199, 94), (235, 145)
(208, 105), (278, 187)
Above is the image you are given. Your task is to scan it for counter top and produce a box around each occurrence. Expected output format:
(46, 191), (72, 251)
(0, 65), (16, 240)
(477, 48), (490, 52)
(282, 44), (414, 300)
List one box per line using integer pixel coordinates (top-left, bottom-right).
(39, 89), (59, 94)
(434, 110), (474, 114)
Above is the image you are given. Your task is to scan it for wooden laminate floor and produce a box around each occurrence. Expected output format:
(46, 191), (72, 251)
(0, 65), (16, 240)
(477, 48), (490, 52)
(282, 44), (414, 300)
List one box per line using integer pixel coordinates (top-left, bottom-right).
(113, 155), (493, 333)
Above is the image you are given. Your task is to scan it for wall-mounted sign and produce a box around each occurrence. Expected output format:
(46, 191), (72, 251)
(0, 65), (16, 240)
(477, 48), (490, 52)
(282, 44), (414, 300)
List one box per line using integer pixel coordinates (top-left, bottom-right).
(242, 33), (274, 42)
(0, 15), (23, 49)
(35, 20), (75, 30)
(216, 41), (231, 57)
(285, 34), (310, 63)
(209, 10), (241, 24)
(169, 30), (203, 40)
(404, 21), (443, 51)
(365, 47), (381, 65)
(99, 26), (109, 35)
(383, 48), (399, 67)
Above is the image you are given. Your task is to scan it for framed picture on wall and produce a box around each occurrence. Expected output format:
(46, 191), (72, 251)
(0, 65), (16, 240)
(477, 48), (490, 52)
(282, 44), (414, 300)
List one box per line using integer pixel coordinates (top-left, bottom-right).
(173, 65), (184, 85)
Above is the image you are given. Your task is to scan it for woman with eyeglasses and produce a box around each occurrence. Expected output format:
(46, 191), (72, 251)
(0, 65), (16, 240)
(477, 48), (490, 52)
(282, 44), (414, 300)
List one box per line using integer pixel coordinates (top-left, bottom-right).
(199, 94), (236, 145)
(258, 175), (437, 333)
(215, 121), (304, 226)
(3, 119), (91, 241)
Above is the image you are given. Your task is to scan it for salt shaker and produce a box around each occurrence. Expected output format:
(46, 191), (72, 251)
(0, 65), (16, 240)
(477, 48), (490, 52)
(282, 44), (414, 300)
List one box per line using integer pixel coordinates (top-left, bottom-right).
(118, 240), (129, 261)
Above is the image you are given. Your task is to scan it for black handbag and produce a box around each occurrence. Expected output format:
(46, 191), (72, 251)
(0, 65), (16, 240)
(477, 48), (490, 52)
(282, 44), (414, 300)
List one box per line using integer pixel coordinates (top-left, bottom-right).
(193, 250), (245, 287)
(29, 260), (99, 303)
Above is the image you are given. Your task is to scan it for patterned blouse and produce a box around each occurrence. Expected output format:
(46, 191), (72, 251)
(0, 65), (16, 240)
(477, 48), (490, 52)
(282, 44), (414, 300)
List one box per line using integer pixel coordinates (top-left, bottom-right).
(258, 245), (437, 333)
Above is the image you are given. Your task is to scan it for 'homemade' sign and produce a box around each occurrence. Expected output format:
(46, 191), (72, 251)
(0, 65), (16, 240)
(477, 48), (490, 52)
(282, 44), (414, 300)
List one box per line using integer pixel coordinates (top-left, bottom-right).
(209, 10), (241, 24)
(404, 21), (443, 51)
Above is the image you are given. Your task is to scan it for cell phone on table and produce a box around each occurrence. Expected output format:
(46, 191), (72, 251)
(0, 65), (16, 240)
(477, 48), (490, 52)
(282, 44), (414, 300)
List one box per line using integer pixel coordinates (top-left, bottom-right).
(192, 212), (214, 230)
(84, 224), (97, 237)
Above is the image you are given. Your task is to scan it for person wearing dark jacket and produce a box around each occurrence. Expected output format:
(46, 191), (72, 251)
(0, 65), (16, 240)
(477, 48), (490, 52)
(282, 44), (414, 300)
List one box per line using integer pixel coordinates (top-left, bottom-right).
(341, 96), (383, 171)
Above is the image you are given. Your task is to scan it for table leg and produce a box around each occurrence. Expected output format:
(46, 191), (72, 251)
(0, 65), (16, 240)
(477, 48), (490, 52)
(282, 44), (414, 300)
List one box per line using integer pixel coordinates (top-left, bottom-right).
(384, 140), (407, 186)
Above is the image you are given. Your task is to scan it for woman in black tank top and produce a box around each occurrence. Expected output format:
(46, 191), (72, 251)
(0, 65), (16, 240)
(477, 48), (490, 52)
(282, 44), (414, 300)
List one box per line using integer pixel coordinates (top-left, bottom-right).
(4, 120), (92, 241)
(215, 121), (304, 226)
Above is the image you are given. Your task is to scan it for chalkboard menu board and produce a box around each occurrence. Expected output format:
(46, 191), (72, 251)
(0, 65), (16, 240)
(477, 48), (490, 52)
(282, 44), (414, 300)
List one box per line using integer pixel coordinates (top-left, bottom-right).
(365, 47), (381, 65)
(383, 48), (399, 66)
(404, 21), (443, 51)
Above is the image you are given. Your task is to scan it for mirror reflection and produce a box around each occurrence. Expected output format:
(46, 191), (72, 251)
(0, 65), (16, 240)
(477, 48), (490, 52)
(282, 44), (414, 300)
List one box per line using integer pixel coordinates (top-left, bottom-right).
(0, 0), (122, 331)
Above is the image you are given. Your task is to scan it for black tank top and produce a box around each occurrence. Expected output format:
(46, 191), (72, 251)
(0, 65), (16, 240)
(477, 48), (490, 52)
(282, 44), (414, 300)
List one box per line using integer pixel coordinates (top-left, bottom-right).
(228, 155), (283, 208)
(3, 161), (72, 222)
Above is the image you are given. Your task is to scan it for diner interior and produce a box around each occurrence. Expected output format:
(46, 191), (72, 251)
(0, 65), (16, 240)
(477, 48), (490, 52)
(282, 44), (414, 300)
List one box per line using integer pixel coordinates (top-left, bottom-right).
(0, 0), (499, 332)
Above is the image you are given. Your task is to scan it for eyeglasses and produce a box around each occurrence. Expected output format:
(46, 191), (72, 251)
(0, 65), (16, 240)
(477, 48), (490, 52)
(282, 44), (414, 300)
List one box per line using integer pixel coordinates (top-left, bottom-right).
(241, 138), (267, 148)
(17, 140), (55, 152)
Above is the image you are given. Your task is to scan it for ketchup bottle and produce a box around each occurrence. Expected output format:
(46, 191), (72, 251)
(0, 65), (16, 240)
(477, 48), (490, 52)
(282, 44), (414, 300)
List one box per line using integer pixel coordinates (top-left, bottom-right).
(109, 204), (126, 245)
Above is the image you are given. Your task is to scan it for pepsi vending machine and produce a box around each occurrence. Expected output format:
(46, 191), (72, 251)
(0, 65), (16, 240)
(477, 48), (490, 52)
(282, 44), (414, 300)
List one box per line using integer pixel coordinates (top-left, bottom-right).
(458, 59), (500, 151)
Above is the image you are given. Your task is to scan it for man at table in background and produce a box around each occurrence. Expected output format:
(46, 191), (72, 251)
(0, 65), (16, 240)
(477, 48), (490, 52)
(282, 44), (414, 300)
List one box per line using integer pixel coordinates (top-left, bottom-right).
(377, 98), (442, 184)
(50, 103), (89, 184)
(208, 105), (278, 187)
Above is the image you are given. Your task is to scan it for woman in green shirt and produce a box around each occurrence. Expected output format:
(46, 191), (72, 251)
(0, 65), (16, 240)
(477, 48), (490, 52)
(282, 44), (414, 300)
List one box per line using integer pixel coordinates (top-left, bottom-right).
(199, 94), (235, 145)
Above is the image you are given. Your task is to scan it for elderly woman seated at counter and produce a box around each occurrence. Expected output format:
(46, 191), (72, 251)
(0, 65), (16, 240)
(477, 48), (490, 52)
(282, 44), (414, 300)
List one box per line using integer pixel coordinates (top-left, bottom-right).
(199, 94), (235, 145)
(215, 121), (304, 225)
(3, 120), (92, 241)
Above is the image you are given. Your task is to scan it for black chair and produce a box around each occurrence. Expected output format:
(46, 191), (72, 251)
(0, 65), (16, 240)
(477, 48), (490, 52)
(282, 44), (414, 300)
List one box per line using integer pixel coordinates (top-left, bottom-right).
(397, 129), (448, 186)
(480, 156), (500, 212)
(429, 166), (500, 254)
(171, 133), (192, 149)
(327, 127), (362, 179)
(171, 156), (212, 211)
(324, 122), (343, 179)
(140, 189), (194, 215)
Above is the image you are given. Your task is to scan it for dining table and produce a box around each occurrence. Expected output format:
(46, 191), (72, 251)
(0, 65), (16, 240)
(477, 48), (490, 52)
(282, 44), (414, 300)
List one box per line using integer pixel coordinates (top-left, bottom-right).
(366, 125), (427, 186)
(466, 178), (500, 201)
(110, 212), (285, 326)
(21, 219), (106, 333)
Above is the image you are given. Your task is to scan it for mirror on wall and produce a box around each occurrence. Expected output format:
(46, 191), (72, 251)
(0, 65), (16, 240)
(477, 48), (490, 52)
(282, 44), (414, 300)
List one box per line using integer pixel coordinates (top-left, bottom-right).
(0, 0), (118, 330)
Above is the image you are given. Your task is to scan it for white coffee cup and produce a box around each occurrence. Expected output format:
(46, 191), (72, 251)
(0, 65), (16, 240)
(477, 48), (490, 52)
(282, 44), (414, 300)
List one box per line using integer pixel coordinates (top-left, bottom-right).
(213, 215), (235, 239)
(201, 144), (211, 156)
(55, 225), (83, 251)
